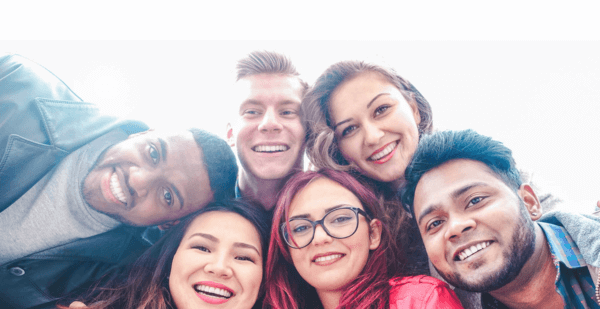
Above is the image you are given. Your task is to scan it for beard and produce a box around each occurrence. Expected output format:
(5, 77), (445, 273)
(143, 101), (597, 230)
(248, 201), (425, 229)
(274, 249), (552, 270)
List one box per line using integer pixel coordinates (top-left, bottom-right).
(435, 199), (537, 292)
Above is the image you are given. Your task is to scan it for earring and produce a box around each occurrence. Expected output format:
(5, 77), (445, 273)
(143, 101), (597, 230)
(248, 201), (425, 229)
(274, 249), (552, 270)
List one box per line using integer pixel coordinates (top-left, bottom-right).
(532, 212), (538, 216)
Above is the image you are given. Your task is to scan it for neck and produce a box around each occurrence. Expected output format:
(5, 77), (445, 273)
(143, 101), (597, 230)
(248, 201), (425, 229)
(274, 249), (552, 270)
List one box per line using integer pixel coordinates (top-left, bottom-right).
(238, 170), (286, 211)
(389, 176), (407, 191)
(489, 225), (562, 309)
(317, 289), (342, 309)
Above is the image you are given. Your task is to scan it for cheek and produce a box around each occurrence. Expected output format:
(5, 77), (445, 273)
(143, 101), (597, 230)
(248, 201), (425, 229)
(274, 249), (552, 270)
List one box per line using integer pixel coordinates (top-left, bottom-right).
(248, 265), (264, 291)
(289, 249), (311, 275)
(338, 139), (361, 163)
(285, 120), (305, 138)
(424, 237), (445, 264)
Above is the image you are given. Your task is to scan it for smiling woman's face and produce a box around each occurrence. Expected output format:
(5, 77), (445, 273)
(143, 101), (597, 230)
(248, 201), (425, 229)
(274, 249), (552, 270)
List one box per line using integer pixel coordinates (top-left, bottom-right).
(287, 177), (381, 294)
(329, 71), (421, 183)
(169, 211), (263, 309)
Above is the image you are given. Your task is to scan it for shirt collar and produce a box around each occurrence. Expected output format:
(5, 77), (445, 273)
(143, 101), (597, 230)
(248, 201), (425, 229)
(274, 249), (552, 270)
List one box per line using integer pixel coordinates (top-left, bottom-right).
(538, 222), (587, 269)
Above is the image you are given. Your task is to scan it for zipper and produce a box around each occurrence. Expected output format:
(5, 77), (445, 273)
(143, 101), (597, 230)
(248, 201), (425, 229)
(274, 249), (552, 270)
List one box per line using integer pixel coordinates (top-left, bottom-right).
(596, 267), (599, 304)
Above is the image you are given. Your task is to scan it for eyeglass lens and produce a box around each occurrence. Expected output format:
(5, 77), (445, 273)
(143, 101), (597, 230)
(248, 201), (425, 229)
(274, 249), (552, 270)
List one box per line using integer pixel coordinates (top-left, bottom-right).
(285, 208), (359, 248)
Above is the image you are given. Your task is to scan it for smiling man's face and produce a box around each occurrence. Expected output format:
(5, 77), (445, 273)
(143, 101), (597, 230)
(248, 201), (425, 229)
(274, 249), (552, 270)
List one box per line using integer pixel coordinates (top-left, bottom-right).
(413, 159), (536, 292)
(231, 73), (305, 181)
(82, 129), (214, 226)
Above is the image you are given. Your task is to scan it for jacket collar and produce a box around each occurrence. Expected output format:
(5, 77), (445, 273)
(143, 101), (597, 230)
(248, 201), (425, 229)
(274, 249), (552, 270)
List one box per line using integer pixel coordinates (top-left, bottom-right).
(35, 98), (147, 152)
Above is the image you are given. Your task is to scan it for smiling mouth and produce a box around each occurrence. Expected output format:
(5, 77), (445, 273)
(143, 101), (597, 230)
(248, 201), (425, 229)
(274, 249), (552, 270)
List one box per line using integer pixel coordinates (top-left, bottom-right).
(456, 241), (492, 261)
(368, 141), (397, 161)
(253, 145), (289, 153)
(194, 284), (233, 299)
(109, 172), (127, 205)
(314, 254), (342, 263)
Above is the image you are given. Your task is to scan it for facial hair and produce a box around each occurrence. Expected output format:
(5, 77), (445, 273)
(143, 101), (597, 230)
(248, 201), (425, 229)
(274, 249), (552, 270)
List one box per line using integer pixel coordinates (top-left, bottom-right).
(435, 198), (536, 292)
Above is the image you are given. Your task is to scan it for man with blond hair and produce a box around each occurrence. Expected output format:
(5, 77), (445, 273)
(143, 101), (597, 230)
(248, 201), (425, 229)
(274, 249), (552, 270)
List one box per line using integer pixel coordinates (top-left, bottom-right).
(227, 51), (309, 210)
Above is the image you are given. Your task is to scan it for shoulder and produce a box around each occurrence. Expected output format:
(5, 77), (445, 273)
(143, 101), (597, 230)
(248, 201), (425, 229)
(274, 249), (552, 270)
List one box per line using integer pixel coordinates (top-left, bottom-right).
(389, 275), (463, 309)
(390, 274), (450, 289)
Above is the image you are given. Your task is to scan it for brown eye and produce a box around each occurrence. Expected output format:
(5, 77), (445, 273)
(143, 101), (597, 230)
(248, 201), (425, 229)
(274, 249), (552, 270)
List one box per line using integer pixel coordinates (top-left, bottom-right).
(149, 144), (159, 164)
(341, 125), (357, 137)
(374, 105), (390, 116)
(468, 197), (484, 207)
(162, 188), (172, 205)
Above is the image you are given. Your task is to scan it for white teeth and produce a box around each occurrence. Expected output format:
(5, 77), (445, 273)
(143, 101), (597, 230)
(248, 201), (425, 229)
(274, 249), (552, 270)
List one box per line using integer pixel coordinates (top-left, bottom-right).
(314, 254), (342, 263)
(369, 142), (397, 161)
(109, 172), (127, 204)
(194, 284), (232, 298)
(253, 145), (289, 153)
(458, 241), (491, 261)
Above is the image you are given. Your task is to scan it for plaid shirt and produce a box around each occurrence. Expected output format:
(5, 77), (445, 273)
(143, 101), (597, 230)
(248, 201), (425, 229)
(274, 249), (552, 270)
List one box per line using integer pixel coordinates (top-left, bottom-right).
(482, 222), (599, 309)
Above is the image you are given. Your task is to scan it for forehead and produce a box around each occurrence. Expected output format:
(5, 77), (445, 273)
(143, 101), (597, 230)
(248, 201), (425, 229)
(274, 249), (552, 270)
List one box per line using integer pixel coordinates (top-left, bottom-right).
(184, 211), (262, 253)
(414, 159), (508, 213)
(329, 72), (404, 115)
(234, 73), (304, 106)
(331, 71), (396, 102)
(289, 177), (363, 217)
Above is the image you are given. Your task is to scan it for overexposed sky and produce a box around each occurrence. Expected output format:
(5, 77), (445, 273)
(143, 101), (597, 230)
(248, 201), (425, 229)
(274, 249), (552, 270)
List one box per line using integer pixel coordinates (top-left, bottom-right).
(3, 40), (598, 214)
(2, 2), (599, 213)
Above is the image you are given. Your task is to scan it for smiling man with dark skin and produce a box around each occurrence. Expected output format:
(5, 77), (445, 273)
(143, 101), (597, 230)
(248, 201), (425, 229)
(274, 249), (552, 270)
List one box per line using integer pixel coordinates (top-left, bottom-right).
(82, 129), (214, 227)
(403, 130), (600, 309)
(0, 54), (238, 309)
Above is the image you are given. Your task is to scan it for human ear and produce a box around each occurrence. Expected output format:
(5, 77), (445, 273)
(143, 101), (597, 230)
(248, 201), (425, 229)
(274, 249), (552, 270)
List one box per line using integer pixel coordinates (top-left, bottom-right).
(158, 220), (180, 231)
(226, 123), (235, 147)
(518, 184), (542, 220)
(368, 219), (383, 250)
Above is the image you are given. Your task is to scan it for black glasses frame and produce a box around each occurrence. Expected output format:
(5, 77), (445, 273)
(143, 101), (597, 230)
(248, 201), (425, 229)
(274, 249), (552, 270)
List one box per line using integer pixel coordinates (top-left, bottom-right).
(281, 206), (371, 249)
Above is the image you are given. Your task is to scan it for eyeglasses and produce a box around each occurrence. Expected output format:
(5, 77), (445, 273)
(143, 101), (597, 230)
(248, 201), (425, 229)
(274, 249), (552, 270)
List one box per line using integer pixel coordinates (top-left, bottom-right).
(281, 206), (371, 249)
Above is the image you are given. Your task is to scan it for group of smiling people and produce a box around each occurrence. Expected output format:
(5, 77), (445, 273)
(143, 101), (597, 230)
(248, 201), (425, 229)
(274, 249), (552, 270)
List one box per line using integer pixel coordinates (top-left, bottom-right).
(62, 51), (599, 309)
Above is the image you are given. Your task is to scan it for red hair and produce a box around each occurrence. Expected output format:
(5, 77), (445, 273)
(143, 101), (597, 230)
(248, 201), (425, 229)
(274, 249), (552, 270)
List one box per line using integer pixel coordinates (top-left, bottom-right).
(264, 169), (394, 309)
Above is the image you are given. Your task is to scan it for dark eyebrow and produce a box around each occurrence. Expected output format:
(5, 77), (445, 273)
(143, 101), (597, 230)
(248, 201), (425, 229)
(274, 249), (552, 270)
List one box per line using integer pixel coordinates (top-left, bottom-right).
(417, 203), (442, 226)
(171, 184), (184, 210)
(289, 204), (350, 220)
(158, 138), (167, 161)
(159, 137), (184, 210)
(189, 233), (260, 255)
(332, 119), (351, 131)
(366, 93), (389, 109)
(452, 182), (488, 199)
(332, 93), (390, 130)
(189, 233), (217, 242)
(234, 242), (261, 256)
(416, 182), (489, 226)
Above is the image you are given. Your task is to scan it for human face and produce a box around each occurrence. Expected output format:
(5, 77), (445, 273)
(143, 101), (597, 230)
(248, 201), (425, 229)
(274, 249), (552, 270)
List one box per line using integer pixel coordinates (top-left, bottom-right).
(232, 73), (305, 181)
(287, 177), (381, 293)
(329, 71), (421, 182)
(82, 129), (213, 226)
(169, 211), (263, 309)
(413, 159), (537, 292)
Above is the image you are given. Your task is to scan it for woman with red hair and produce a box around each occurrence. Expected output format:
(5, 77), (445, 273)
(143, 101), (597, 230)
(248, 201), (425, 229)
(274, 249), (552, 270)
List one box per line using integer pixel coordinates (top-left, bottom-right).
(264, 169), (463, 309)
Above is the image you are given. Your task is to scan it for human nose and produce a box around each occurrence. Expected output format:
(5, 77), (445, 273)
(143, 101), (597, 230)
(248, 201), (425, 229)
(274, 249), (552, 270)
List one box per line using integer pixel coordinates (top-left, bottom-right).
(258, 108), (283, 133)
(127, 166), (159, 197)
(444, 214), (476, 241)
(363, 121), (384, 146)
(204, 253), (233, 278)
(311, 223), (333, 246)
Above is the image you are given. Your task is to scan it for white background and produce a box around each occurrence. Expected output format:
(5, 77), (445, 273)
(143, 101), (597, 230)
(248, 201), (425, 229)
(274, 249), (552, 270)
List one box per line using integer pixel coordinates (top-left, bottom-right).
(2, 2), (598, 213)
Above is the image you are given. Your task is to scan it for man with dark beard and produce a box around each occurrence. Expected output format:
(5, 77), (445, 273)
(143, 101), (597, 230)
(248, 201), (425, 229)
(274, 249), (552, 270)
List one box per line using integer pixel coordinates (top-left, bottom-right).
(402, 129), (600, 309)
